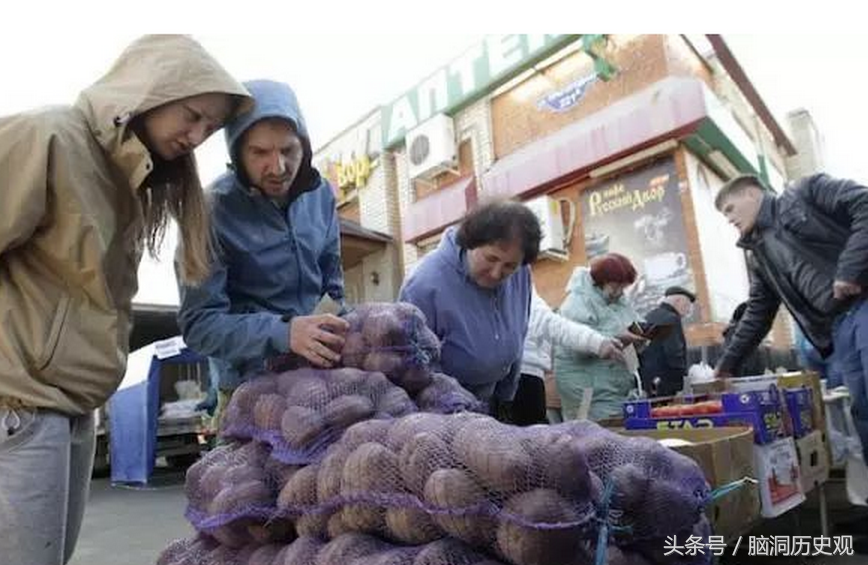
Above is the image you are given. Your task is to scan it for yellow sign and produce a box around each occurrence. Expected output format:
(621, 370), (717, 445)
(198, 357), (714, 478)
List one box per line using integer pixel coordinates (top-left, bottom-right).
(587, 174), (669, 218)
(335, 154), (374, 191)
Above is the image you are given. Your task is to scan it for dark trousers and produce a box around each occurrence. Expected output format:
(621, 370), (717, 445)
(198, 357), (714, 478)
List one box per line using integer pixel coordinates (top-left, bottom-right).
(511, 374), (548, 426)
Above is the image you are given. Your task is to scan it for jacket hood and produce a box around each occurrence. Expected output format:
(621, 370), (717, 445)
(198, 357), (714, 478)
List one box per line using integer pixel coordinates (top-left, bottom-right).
(437, 227), (466, 274)
(224, 79), (319, 193)
(75, 35), (252, 192)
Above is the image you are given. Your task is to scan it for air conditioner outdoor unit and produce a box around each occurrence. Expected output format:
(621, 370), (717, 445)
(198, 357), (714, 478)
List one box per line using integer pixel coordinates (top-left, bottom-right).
(525, 195), (575, 261)
(406, 114), (457, 180)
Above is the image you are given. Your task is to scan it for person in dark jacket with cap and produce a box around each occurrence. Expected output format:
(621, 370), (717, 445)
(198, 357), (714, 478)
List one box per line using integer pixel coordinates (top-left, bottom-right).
(714, 173), (868, 465)
(639, 286), (695, 396)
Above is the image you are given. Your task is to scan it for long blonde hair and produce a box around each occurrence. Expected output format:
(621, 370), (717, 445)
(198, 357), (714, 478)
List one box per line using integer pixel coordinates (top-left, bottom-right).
(140, 153), (213, 285)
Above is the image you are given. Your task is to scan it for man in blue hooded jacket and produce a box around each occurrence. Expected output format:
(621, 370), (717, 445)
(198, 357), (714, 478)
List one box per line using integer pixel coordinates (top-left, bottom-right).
(177, 80), (348, 400)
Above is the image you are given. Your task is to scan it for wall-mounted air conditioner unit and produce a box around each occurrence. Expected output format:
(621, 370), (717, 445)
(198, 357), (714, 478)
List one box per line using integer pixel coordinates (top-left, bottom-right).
(406, 114), (458, 180)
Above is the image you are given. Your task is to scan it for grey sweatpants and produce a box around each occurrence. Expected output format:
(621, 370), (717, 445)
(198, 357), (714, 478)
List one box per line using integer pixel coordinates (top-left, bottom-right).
(0, 408), (96, 565)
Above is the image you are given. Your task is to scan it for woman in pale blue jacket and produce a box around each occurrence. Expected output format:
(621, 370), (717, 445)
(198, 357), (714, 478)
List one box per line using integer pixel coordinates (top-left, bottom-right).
(555, 253), (644, 421)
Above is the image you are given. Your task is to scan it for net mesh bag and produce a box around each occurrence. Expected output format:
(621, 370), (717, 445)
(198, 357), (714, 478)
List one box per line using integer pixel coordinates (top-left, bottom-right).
(552, 420), (711, 557)
(220, 367), (418, 464)
(184, 441), (297, 546)
(272, 412), (599, 565)
(339, 303), (441, 394)
(157, 534), (509, 565)
(157, 535), (218, 565)
(415, 373), (485, 414)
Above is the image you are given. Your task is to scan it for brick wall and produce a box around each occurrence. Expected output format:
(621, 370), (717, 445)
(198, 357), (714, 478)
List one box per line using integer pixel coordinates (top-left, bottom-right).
(395, 97), (496, 278)
(491, 35), (671, 160)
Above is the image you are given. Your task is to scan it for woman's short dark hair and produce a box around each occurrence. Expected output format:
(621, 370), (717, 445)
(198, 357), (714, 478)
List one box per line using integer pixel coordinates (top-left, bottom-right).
(455, 200), (542, 265)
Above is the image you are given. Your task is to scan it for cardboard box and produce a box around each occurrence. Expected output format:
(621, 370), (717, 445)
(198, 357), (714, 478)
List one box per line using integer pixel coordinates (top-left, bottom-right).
(623, 389), (786, 444)
(777, 371), (831, 464)
(753, 437), (806, 518)
(795, 429), (830, 493)
(784, 387), (814, 438)
(618, 427), (761, 543)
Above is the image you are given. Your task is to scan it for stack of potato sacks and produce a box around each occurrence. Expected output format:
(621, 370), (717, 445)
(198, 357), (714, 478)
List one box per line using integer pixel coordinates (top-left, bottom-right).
(158, 303), (713, 565)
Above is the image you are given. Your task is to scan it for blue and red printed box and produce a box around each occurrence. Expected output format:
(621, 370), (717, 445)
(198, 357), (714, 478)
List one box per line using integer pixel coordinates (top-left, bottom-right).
(623, 388), (786, 444)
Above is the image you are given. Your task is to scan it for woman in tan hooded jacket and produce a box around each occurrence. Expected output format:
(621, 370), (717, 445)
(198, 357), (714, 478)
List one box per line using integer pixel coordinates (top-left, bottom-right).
(0, 35), (252, 564)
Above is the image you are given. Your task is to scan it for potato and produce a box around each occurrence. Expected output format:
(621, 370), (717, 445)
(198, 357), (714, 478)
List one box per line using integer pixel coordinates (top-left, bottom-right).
(231, 377), (279, 413)
(575, 432), (619, 474)
(339, 442), (401, 534)
(276, 367), (320, 394)
(385, 507), (441, 545)
(452, 419), (531, 494)
(185, 456), (210, 496)
(295, 512), (328, 538)
(609, 464), (650, 512)
(198, 464), (227, 500)
(317, 446), (351, 502)
(423, 468), (495, 547)
(590, 472), (604, 504)
(527, 432), (591, 499)
(265, 459), (300, 491)
(416, 374), (478, 414)
(247, 523), (271, 545)
(247, 544), (283, 565)
(341, 504), (385, 534)
(327, 510), (354, 538)
(278, 464), (319, 510)
(351, 549), (417, 565)
(342, 442), (401, 493)
(397, 365), (433, 395)
(362, 352), (405, 377)
(365, 370), (392, 390)
(376, 387), (417, 418)
(385, 413), (445, 451)
(222, 463), (267, 487)
(341, 332), (368, 365)
(209, 523), (251, 549)
(323, 395), (376, 430)
(208, 480), (272, 517)
(254, 393), (288, 432)
(392, 301), (426, 322)
(399, 432), (453, 495)
(315, 533), (388, 565)
(495, 489), (582, 565)
(342, 419), (392, 451)
(281, 405), (327, 449)
(284, 375), (332, 408)
(416, 325), (440, 352)
(283, 536), (325, 565)
(413, 538), (484, 565)
(362, 309), (406, 347)
(327, 367), (371, 389)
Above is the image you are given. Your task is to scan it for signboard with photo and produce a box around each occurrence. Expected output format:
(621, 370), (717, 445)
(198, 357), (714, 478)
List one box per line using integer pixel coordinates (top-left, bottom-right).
(581, 157), (697, 320)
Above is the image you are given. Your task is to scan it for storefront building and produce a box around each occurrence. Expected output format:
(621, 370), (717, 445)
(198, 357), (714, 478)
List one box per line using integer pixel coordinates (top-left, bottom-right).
(315, 34), (801, 351)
